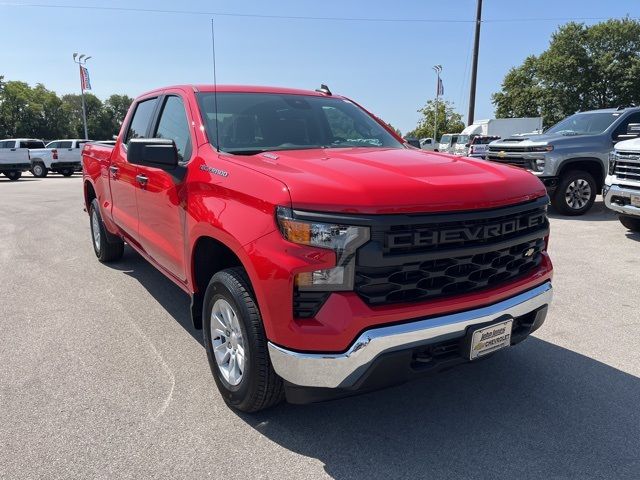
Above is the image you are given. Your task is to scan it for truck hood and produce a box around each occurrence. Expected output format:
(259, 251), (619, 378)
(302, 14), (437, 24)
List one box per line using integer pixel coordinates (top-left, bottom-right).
(491, 132), (596, 147)
(233, 147), (546, 214)
(614, 137), (640, 151)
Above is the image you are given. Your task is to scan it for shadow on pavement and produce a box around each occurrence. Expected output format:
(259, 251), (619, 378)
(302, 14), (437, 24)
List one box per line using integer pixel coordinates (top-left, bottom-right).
(548, 198), (616, 222)
(105, 245), (203, 346)
(101, 243), (639, 479)
(236, 339), (639, 479)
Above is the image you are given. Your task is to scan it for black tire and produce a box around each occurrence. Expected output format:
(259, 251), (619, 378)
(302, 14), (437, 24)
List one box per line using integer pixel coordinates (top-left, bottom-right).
(203, 267), (284, 412)
(31, 162), (48, 178)
(551, 170), (597, 216)
(89, 198), (124, 262)
(4, 171), (22, 181)
(61, 169), (74, 177)
(619, 215), (640, 232)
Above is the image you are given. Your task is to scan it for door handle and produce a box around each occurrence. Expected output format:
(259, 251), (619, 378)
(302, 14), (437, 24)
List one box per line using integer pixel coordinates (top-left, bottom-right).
(109, 165), (119, 178)
(136, 174), (148, 186)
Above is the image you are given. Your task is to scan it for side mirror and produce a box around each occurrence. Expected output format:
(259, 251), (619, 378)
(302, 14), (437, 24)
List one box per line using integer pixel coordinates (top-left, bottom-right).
(127, 138), (179, 170)
(465, 143), (470, 147)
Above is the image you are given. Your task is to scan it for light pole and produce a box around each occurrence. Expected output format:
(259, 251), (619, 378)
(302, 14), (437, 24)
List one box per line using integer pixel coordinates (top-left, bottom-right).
(73, 53), (92, 139)
(432, 65), (442, 142)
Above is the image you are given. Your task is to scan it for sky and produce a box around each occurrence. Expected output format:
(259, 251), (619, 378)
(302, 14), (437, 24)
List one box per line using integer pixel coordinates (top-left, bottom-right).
(1, 0), (639, 134)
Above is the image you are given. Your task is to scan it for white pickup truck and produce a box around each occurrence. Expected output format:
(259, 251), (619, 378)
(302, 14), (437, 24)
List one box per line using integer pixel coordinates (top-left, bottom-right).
(35, 139), (89, 177)
(604, 132), (640, 232)
(0, 139), (38, 181)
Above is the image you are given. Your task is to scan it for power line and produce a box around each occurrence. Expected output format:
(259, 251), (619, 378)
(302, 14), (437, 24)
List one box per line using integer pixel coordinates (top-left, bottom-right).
(0, 2), (633, 23)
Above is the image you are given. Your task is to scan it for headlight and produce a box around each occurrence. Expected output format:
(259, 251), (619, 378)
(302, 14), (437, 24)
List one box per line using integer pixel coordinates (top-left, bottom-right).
(529, 145), (553, 152)
(276, 207), (370, 291)
(533, 158), (546, 172)
(608, 151), (617, 175)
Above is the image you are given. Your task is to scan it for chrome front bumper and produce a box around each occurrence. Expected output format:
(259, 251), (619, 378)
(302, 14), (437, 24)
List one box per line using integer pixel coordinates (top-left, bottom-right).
(268, 282), (553, 389)
(604, 183), (640, 217)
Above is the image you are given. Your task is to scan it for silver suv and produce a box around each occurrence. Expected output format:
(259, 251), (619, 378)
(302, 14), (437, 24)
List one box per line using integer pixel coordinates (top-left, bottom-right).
(485, 107), (640, 215)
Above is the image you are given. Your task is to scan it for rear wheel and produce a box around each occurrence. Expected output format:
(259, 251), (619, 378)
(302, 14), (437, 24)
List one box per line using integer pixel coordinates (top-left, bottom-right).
(203, 267), (284, 412)
(4, 171), (22, 181)
(61, 168), (74, 177)
(619, 215), (640, 232)
(31, 162), (48, 178)
(89, 198), (124, 262)
(552, 170), (596, 216)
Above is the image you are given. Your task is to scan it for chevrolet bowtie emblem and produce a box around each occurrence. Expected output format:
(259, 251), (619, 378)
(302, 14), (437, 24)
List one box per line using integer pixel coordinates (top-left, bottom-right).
(523, 247), (535, 257)
(498, 150), (506, 158)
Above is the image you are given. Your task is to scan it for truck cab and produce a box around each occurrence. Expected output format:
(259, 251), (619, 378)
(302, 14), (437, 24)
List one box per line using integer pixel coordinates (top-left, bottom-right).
(486, 107), (640, 215)
(0, 139), (36, 181)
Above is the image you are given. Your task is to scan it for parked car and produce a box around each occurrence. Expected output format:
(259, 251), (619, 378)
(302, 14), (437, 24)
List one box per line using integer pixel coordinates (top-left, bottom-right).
(438, 133), (459, 154)
(486, 107), (640, 215)
(466, 135), (500, 158)
(419, 137), (436, 151)
(30, 139), (89, 177)
(83, 84), (553, 412)
(0, 139), (32, 181)
(604, 124), (640, 231)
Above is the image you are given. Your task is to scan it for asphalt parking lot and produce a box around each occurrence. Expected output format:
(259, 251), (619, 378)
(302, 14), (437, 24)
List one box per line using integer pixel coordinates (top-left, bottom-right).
(1, 174), (639, 480)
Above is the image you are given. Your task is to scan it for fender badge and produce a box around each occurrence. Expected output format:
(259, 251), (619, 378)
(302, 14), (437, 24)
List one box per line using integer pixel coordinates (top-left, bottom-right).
(200, 165), (229, 177)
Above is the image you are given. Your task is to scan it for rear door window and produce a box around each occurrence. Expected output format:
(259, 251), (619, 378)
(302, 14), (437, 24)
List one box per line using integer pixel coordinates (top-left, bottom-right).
(125, 98), (158, 145)
(20, 140), (45, 149)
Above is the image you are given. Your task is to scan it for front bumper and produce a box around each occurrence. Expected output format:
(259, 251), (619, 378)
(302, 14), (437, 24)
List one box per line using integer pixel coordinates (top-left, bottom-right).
(269, 281), (552, 392)
(604, 183), (640, 217)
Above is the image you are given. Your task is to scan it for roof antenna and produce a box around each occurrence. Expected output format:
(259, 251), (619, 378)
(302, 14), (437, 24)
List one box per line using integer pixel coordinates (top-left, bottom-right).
(211, 18), (220, 151)
(315, 84), (332, 95)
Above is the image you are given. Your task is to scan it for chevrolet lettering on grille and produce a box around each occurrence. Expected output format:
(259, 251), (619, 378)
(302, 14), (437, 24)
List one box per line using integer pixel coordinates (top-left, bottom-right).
(387, 212), (547, 248)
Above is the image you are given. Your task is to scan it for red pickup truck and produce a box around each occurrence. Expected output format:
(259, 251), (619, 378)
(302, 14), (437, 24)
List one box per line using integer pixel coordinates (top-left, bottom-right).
(83, 85), (553, 412)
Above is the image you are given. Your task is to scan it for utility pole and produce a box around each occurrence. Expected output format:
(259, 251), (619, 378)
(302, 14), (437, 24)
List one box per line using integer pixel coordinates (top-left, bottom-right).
(432, 65), (442, 142)
(467, 0), (482, 125)
(73, 53), (92, 139)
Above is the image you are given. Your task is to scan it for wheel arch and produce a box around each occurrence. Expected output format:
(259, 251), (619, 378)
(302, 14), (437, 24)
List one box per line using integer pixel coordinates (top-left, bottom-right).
(557, 157), (606, 191)
(189, 234), (260, 330)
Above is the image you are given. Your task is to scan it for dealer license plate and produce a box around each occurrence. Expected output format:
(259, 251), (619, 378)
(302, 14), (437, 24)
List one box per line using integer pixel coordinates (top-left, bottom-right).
(469, 320), (513, 360)
(630, 195), (640, 207)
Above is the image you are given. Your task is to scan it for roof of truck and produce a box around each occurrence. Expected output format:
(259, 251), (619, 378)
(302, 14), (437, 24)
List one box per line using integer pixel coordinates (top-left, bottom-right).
(138, 84), (342, 98)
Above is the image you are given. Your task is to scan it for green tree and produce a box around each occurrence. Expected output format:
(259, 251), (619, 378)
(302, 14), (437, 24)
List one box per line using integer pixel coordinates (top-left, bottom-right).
(61, 93), (105, 139)
(100, 94), (133, 138)
(408, 100), (465, 141)
(493, 18), (640, 127)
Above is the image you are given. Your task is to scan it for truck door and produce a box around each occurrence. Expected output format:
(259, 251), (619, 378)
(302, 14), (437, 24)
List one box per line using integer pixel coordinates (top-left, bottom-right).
(56, 140), (74, 163)
(136, 95), (191, 281)
(110, 97), (158, 240)
(0, 141), (21, 165)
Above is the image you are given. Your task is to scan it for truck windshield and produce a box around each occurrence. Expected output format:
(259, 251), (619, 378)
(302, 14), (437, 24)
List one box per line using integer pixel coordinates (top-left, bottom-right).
(545, 112), (620, 136)
(196, 92), (403, 154)
(440, 135), (451, 144)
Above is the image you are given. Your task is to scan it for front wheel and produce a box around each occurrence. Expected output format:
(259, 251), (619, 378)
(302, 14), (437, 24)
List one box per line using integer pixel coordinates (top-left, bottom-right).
(619, 215), (640, 232)
(551, 170), (597, 216)
(89, 199), (124, 262)
(4, 171), (22, 181)
(203, 267), (284, 412)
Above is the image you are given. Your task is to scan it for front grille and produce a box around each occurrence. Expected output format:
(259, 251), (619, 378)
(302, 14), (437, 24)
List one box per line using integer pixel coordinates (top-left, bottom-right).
(614, 151), (640, 182)
(354, 198), (549, 306)
(488, 145), (528, 153)
(486, 154), (529, 168)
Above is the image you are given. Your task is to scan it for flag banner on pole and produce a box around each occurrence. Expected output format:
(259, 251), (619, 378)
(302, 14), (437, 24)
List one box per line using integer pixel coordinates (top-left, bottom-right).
(80, 66), (92, 91)
(437, 77), (444, 96)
